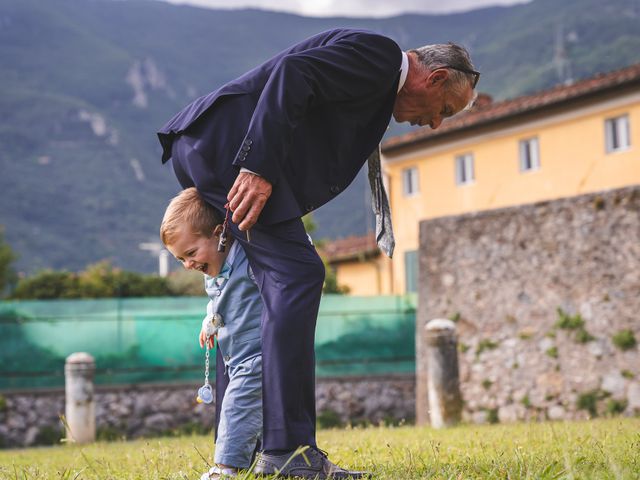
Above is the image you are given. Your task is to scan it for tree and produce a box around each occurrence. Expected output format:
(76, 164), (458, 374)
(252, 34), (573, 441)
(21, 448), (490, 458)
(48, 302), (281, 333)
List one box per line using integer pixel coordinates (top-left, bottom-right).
(0, 226), (17, 297)
(11, 270), (81, 299)
(302, 214), (349, 295)
(302, 213), (317, 237)
(321, 259), (350, 295)
(166, 269), (207, 296)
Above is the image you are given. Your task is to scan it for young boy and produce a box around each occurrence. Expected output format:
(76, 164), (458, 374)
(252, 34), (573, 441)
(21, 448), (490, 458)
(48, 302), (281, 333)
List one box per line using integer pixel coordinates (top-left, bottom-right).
(160, 187), (263, 480)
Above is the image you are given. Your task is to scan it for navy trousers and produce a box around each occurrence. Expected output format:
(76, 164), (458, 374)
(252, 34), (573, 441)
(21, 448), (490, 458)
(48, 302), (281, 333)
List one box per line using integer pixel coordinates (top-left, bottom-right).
(173, 136), (324, 451)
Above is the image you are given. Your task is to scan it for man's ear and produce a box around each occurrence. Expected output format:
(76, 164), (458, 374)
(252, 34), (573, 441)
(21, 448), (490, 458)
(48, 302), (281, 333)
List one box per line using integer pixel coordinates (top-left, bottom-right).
(429, 68), (449, 86)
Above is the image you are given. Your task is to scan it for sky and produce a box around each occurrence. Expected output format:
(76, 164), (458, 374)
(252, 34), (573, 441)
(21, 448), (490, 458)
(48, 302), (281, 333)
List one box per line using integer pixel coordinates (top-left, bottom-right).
(160, 0), (530, 18)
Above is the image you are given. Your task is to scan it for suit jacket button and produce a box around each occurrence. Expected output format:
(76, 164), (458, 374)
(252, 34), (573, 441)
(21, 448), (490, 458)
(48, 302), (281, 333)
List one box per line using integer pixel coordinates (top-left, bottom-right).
(242, 145), (250, 152)
(305, 204), (314, 212)
(330, 185), (340, 194)
(246, 138), (253, 145)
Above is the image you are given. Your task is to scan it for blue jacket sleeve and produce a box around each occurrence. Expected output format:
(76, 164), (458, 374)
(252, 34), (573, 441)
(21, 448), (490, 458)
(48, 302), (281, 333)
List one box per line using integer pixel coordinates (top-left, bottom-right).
(232, 31), (402, 184)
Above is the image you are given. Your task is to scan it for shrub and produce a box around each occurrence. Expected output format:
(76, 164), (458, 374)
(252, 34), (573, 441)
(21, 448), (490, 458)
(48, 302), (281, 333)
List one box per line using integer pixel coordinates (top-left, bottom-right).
(317, 408), (343, 429)
(575, 328), (595, 344)
(172, 422), (209, 436)
(486, 408), (499, 424)
(606, 399), (628, 416)
(34, 426), (64, 446)
(592, 196), (606, 210)
(96, 426), (126, 442)
(518, 330), (533, 340)
(555, 309), (595, 344)
(577, 391), (599, 417)
(555, 308), (585, 330)
(11, 261), (172, 299)
(612, 330), (637, 351)
(476, 339), (499, 356)
(0, 226), (17, 297)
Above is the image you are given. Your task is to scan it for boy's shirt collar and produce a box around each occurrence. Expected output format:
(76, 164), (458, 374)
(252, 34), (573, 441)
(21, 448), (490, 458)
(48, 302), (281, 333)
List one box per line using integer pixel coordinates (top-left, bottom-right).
(205, 240), (240, 282)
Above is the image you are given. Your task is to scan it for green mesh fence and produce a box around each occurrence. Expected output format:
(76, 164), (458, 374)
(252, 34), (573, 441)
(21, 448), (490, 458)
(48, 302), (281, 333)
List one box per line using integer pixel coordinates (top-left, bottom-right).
(0, 295), (416, 390)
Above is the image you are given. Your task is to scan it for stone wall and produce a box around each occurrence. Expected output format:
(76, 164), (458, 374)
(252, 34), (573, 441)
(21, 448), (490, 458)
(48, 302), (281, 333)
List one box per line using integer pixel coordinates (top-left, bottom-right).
(0, 375), (415, 448)
(416, 186), (640, 424)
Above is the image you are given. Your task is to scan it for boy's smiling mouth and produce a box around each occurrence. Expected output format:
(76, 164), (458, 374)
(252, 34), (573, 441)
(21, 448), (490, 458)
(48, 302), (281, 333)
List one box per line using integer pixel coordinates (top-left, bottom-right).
(196, 263), (208, 273)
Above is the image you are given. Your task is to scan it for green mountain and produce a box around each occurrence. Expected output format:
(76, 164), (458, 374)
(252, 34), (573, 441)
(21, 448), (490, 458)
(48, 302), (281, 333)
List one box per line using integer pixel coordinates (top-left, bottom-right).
(1, 0), (639, 274)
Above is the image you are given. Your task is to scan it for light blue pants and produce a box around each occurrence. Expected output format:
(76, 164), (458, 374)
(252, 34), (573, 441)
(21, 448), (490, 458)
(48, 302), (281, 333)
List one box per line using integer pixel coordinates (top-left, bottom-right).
(214, 355), (263, 468)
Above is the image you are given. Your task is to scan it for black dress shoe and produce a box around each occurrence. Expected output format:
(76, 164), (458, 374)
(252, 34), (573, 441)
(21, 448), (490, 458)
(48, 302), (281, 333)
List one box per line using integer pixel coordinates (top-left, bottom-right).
(253, 447), (369, 479)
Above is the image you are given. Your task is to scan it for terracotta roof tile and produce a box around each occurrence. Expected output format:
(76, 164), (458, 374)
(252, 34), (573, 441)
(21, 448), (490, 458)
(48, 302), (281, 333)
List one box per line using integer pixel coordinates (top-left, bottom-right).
(319, 233), (379, 263)
(383, 63), (640, 152)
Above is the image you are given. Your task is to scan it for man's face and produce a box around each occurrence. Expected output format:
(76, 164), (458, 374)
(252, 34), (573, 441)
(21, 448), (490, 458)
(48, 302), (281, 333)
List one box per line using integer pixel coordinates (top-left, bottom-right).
(166, 224), (227, 276)
(393, 68), (473, 129)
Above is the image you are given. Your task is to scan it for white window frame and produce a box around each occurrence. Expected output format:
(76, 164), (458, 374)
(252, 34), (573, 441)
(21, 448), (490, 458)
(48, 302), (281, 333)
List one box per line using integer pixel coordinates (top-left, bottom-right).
(605, 114), (631, 153)
(402, 166), (419, 196)
(519, 137), (540, 172)
(455, 153), (475, 185)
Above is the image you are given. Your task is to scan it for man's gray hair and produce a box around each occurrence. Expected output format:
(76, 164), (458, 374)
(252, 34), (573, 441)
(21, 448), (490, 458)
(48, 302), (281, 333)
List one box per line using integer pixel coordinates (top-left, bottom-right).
(409, 42), (477, 96)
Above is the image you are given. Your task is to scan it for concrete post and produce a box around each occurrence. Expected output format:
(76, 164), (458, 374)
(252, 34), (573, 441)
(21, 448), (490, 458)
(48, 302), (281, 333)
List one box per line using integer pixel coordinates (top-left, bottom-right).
(424, 319), (462, 428)
(64, 352), (96, 443)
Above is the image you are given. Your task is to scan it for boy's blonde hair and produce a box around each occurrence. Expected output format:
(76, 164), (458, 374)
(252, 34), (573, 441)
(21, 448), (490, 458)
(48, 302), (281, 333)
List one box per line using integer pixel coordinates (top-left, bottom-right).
(160, 187), (223, 246)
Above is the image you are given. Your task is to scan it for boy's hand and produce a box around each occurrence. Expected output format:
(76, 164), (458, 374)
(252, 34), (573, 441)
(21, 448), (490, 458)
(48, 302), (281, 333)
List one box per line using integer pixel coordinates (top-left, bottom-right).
(199, 328), (216, 349)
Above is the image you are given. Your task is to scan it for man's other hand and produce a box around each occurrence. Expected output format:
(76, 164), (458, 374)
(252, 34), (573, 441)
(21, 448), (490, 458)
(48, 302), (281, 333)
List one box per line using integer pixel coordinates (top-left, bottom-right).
(227, 172), (272, 231)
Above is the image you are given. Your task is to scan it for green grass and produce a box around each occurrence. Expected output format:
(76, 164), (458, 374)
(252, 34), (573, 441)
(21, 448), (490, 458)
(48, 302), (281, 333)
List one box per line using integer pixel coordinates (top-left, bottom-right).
(1, 419), (639, 479)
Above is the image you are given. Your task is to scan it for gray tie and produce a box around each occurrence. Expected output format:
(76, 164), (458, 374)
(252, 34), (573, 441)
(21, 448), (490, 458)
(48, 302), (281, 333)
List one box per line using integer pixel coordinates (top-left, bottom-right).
(367, 144), (395, 258)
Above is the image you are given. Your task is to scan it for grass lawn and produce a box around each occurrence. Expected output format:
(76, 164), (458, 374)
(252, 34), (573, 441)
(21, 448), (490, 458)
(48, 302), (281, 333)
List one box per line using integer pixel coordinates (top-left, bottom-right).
(1, 418), (639, 479)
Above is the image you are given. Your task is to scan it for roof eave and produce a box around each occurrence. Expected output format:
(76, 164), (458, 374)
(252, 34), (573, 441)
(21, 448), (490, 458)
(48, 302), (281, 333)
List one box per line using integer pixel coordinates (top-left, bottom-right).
(324, 248), (380, 264)
(383, 77), (640, 155)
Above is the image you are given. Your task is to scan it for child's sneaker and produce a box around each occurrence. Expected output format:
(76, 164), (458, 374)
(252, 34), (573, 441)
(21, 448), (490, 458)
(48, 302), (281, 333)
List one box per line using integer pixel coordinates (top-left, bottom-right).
(200, 465), (238, 479)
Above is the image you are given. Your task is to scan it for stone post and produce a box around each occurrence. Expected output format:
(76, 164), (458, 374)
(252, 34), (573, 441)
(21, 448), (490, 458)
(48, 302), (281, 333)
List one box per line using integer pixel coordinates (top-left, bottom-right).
(423, 319), (462, 428)
(64, 352), (96, 443)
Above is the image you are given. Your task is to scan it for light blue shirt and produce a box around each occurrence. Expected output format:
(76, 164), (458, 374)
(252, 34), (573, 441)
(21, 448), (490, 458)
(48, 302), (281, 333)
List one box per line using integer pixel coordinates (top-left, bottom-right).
(204, 241), (262, 367)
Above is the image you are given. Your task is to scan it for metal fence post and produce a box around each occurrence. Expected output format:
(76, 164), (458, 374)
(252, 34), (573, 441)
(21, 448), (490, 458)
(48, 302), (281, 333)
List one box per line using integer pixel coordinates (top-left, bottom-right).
(425, 319), (462, 428)
(64, 352), (96, 443)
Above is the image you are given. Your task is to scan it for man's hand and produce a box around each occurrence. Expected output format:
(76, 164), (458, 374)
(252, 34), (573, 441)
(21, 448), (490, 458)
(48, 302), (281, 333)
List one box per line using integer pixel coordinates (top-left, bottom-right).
(227, 172), (272, 231)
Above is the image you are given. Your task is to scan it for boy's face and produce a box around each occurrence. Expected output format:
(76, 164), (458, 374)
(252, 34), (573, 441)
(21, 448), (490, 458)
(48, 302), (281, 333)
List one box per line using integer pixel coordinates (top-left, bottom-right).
(166, 224), (228, 276)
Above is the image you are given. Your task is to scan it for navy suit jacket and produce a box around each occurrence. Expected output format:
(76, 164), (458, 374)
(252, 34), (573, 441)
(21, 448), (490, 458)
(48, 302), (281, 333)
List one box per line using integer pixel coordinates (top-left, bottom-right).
(158, 29), (402, 225)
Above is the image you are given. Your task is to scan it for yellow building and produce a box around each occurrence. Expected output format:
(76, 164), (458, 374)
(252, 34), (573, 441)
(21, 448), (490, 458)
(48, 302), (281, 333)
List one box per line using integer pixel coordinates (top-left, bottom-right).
(320, 233), (392, 296)
(328, 63), (640, 295)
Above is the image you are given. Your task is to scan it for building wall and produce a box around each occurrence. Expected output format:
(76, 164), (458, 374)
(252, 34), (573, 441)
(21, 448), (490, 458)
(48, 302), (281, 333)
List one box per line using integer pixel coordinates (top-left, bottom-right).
(385, 91), (640, 293)
(334, 256), (392, 295)
(416, 186), (640, 424)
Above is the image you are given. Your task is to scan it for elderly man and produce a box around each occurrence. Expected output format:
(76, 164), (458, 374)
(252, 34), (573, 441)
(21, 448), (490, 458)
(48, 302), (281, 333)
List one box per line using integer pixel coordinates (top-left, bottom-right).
(158, 28), (477, 479)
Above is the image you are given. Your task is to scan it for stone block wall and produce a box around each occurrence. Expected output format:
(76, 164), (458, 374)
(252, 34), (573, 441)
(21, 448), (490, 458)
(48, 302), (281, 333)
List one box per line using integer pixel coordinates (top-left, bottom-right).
(0, 375), (414, 448)
(416, 186), (640, 424)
